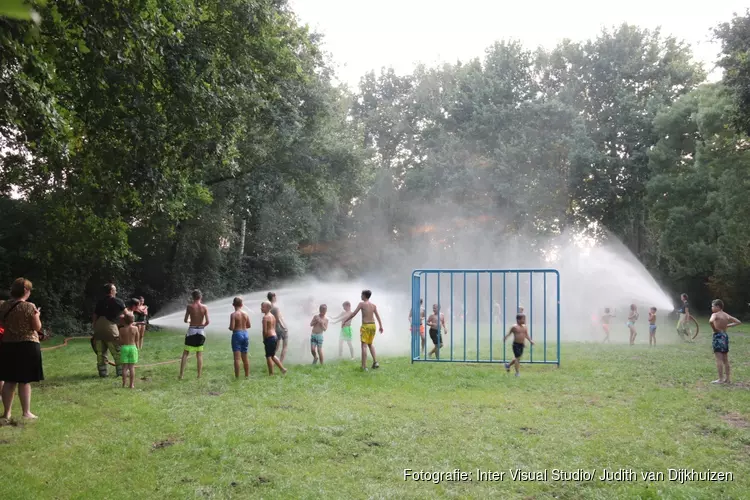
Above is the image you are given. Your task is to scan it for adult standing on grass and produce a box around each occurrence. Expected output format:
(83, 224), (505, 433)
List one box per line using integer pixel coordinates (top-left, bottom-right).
(676, 293), (692, 340)
(0, 278), (44, 420)
(92, 283), (126, 378)
(0, 288), (8, 395)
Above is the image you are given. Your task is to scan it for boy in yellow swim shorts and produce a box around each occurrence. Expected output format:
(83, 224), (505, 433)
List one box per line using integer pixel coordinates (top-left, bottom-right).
(343, 290), (384, 371)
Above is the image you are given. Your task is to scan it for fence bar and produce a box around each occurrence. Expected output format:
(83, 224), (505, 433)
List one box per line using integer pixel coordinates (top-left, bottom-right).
(410, 269), (560, 366)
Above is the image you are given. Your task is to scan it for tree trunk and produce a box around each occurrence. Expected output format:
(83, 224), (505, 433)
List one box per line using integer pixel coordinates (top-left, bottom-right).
(239, 218), (247, 261)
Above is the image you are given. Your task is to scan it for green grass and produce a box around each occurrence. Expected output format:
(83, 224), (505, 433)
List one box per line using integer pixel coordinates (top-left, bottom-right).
(2, 322), (750, 499)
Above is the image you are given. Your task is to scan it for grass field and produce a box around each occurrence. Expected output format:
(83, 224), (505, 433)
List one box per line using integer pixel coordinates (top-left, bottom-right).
(2, 321), (749, 499)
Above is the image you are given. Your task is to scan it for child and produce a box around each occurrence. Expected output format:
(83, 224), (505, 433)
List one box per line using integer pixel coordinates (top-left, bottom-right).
(601, 308), (614, 343)
(134, 297), (148, 349)
(426, 304), (448, 359)
(343, 289), (384, 371)
(310, 304), (329, 364)
(261, 301), (287, 375)
(648, 307), (657, 346)
(332, 301), (355, 359)
(119, 312), (139, 389)
(708, 299), (741, 384)
(408, 299), (426, 353)
(229, 297), (251, 378)
(504, 314), (534, 377)
(627, 304), (639, 345)
(179, 289), (209, 379)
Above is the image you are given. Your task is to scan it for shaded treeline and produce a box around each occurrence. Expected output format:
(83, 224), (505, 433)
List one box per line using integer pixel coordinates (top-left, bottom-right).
(1, 3), (750, 333)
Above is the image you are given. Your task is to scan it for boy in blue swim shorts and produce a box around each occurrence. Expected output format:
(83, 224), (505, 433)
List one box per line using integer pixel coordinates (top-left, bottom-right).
(229, 297), (251, 378)
(709, 299), (741, 384)
(310, 304), (329, 365)
(648, 307), (657, 346)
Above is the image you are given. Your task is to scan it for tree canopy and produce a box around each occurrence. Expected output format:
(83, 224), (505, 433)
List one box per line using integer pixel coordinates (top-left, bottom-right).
(2, 5), (750, 332)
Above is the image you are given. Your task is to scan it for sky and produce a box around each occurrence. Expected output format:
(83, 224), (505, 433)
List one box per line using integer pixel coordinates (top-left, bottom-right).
(289, 0), (748, 89)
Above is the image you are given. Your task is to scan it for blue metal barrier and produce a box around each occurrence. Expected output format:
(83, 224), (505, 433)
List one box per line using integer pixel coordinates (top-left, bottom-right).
(410, 269), (560, 366)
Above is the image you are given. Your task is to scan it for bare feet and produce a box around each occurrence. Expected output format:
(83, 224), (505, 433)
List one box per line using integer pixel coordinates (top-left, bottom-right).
(22, 412), (38, 419)
(710, 379), (723, 384)
(281, 368), (288, 375)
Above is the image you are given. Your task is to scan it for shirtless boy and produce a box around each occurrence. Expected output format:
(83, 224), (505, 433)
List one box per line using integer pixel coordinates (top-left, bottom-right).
(426, 304), (448, 359)
(343, 290), (384, 371)
(268, 292), (289, 363)
(261, 301), (287, 375)
(310, 304), (329, 364)
(408, 299), (426, 353)
(134, 296), (148, 349)
(179, 289), (209, 379)
(229, 297), (251, 378)
(601, 308), (614, 343)
(504, 314), (534, 377)
(331, 301), (355, 359)
(709, 299), (741, 384)
(648, 307), (657, 346)
(119, 312), (139, 389)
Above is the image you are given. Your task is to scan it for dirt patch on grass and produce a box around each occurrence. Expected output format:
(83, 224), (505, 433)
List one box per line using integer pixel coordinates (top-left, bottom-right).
(207, 391), (222, 396)
(722, 412), (749, 429)
(152, 437), (179, 450)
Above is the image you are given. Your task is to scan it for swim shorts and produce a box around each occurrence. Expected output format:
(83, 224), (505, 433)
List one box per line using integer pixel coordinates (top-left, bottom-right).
(712, 331), (729, 353)
(231, 330), (249, 353)
(276, 326), (288, 341)
(429, 327), (443, 347)
(626, 321), (634, 328)
(120, 344), (139, 364)
(311, 333), (324, 347)
(340, 325), (352, 341)
(512, 342), (525, 359)
(263, 335), (278, 358)
(649, 324), (657, 334)
(361, 323), (376, 345)
(185, 327), (206, 352)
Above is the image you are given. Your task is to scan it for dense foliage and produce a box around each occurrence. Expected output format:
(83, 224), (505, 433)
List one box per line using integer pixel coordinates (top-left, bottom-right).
(2, 4), (750, 333)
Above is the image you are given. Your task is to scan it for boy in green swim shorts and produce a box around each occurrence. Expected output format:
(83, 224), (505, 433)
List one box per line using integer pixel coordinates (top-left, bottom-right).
(310, 304), (329, 365)
(119, 312), (139, 389)
(332, 301), (355, 359)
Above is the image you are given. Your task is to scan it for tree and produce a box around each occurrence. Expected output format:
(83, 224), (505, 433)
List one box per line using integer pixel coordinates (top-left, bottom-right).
(715, 10), (750, 136)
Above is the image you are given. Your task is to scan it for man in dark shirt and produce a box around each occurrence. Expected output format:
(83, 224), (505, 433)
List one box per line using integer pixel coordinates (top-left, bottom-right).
(92, 283), (126, 377)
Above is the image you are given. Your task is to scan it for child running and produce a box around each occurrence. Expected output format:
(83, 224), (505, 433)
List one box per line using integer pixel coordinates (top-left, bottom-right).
(426, 304), (448, 359)
(179, 289), (209, 379)
(601, 308), (614, 343)
(708, 299), (741, 384)
(627, 304), (639, 345)
(229, 297), (251, 378)
(504, 314), (534, 377)
(310, 304), (329, 364)
(648, 307), (657, 346)
(331, 301), (355, 359)
(343, 289), (384, 371)
(261, 301), (287, 376)
(119, 312), (139, 389)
